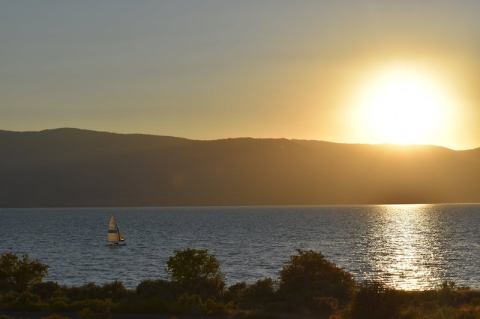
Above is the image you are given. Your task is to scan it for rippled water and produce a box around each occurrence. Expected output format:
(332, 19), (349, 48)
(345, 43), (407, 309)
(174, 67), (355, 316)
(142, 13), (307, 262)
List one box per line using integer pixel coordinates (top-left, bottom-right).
(0, 205), (479, 290)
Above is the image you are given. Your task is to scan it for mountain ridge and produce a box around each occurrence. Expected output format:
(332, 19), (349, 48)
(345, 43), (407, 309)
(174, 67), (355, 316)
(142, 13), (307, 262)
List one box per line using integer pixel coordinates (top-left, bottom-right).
(1, 128), (479, 207)
(1, 127), (472, 151)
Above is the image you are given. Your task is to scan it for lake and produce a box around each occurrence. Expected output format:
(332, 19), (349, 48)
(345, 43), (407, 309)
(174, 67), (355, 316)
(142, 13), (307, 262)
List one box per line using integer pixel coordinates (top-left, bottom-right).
(0, 204), (479, 290)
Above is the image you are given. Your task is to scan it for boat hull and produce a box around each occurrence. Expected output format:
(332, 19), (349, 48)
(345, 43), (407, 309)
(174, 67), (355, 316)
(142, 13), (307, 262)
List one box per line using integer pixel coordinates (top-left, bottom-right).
(107, 241), (126, 246)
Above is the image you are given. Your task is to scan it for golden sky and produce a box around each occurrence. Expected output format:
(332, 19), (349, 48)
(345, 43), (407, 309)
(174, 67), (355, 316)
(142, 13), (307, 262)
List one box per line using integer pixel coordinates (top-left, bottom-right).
(1, 1), (479, 149)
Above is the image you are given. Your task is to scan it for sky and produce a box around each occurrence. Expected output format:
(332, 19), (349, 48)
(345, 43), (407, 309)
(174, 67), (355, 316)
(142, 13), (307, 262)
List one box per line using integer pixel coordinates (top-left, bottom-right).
(1, 0), (479, 149)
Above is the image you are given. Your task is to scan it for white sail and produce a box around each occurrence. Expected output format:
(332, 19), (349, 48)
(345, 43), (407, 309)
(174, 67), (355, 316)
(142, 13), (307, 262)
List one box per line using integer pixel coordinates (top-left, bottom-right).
(107, 216), (121, 242)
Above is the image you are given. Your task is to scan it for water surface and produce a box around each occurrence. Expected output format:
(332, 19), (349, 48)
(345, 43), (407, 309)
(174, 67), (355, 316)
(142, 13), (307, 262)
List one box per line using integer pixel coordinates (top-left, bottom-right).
(0, 204), (478, 290)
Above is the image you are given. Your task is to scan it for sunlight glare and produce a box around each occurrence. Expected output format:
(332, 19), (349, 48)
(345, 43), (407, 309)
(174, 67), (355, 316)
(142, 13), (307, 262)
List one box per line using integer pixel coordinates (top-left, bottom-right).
(354, 65), (455, 145)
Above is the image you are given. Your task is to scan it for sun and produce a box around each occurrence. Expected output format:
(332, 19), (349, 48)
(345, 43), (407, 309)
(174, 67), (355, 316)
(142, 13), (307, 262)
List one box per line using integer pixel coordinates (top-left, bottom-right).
(354, 65), (453, 145)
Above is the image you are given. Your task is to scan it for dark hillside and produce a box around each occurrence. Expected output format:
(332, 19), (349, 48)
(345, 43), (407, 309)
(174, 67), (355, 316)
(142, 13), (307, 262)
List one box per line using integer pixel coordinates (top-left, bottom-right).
(1, 128), (479, 207)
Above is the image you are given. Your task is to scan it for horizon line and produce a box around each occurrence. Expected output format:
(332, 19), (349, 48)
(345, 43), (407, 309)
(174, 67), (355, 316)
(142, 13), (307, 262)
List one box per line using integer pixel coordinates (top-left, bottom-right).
(1, 126), (478, 152)
(2, 203), (480, 210)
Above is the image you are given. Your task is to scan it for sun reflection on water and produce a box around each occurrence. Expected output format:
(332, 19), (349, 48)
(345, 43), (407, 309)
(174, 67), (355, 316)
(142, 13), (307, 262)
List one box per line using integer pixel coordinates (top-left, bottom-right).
(363, 204), (446, 290)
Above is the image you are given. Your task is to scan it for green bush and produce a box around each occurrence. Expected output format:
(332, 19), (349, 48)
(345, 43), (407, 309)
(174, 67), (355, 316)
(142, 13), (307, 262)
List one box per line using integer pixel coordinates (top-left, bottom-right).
(1, 251), (479, 318)
(120, 296), (172, 314)
(167, 248), (225, 299)
(279, 250), (355, 306)
(226, 282), (247, 304)
(201, 297), (227, 315)
(9, 291), (45, 311)
(239, 278), (277, 309)
(0, 252), (48, 293)
(177, 293), (203, 315)
(100, 281), (128, 300)
(70, 298), (112, 312)
(32, 281), (62, 300)
(0, 291), (18, 309)
(78, 306), (110, 319)
(310, 296), (339, 317)
(136, 279), (177, 301)
(350, 281), (402, 319)
(40, 314), (71, 319)
(48, 295), (70, 312)
(175, 293), (228, 315)
(64, 283), (102, 301)
(74, 299), (112, 319)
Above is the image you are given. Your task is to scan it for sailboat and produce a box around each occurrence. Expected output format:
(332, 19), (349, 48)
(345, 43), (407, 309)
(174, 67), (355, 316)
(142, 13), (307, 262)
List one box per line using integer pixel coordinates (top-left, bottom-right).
(107, 215), (125, 246)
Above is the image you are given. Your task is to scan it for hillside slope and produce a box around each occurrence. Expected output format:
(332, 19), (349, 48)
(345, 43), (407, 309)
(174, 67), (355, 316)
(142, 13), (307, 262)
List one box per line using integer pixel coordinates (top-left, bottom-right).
(1, 128), (479, 207)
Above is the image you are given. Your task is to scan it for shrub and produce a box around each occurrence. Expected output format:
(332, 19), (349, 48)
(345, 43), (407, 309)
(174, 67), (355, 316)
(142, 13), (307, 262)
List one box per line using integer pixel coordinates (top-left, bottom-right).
(70, 298), (112, 312)
(32, 281), (62, 300)
(64, 283), (102, 301)
(240, 278), (277, 309)
(279, 250), (355, 306)
(177, 293), (203, 315)
(0, 291), (19, 310)
(166, 248), (225, 299)
(435, 280), (467, 307)
(75, 299), (112, 319)
(0, 252), (48, 293)
(48, 296), (70, 312)
(136, 279), (177, 301)
(40, 315), (71, 319)
(350, 281), (401, 319)
(310, 296), (339, 317)
(202, 297), (227, 315)
(7, 291), (44, 311)
(100, 281), (128, 300)
(78, 306), (110, 319)
(226, 282), (247, 304)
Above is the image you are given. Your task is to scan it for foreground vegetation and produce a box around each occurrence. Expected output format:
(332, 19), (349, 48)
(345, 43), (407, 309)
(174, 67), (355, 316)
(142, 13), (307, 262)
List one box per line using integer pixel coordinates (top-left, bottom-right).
(0, 250), (479, 319)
